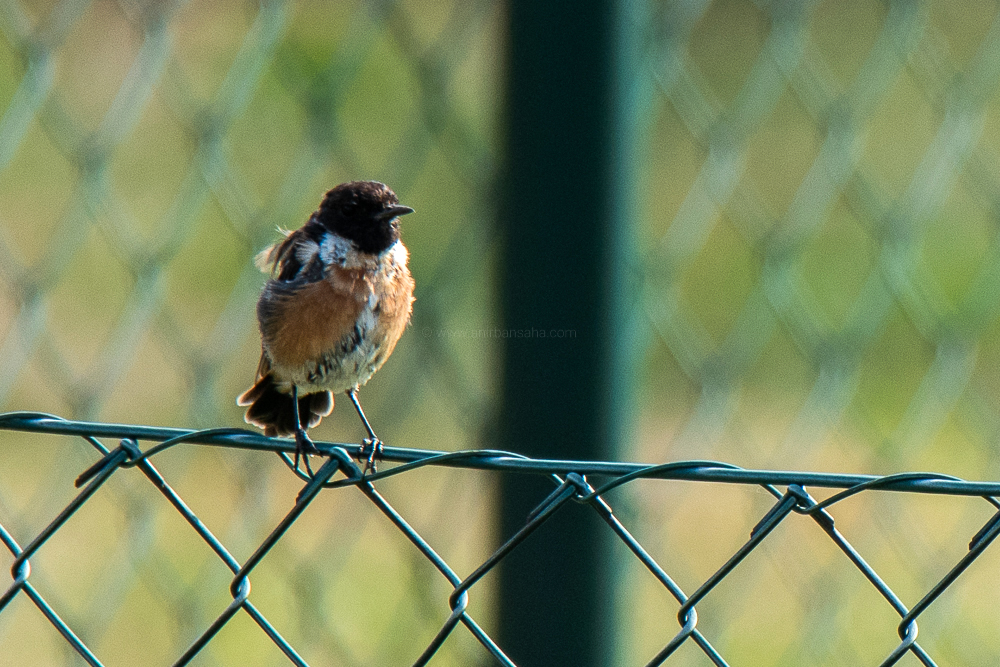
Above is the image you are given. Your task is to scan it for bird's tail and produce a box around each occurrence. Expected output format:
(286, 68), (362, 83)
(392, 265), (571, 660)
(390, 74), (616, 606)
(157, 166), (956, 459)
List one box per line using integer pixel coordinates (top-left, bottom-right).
(237, 374), (333, 437)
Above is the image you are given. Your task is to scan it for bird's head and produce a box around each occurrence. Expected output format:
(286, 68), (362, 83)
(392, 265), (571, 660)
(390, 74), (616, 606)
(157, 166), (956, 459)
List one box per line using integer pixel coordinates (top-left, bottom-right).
(316, 181), (413, 254)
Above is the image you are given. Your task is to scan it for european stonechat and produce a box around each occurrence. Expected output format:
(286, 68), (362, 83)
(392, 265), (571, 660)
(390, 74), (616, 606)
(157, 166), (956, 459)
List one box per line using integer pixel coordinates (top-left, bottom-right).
(237, 181), (415, 473)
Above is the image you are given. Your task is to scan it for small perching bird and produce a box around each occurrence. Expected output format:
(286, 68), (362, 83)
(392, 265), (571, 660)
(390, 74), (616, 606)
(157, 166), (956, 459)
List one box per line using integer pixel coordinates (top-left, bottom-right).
(237, 181), (415, 473)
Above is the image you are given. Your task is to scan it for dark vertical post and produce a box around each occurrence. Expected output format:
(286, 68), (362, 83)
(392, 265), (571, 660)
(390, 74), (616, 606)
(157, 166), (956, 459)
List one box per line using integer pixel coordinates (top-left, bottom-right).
(498, 0), (642, 664)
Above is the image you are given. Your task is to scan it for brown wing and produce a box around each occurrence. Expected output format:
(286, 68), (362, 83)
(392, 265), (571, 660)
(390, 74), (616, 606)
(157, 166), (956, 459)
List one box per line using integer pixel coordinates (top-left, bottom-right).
(236, 353), (273, 405)
(255, 351), (271, 381)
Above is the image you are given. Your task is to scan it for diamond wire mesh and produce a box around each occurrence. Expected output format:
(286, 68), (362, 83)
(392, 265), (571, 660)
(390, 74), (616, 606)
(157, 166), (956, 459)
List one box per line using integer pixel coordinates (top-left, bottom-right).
(627, 0), (1000, 664)
(0, 0), (500, 665)
(4, 414), (1000, 667)
(4, 0), (1000, 665)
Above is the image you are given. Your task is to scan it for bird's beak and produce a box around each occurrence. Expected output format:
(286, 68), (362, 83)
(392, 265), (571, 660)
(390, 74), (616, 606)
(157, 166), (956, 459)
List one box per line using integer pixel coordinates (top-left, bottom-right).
(379, 205), (414, 221)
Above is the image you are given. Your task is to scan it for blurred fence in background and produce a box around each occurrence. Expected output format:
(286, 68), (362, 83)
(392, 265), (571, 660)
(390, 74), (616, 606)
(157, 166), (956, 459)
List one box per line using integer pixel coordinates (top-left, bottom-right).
(4, 0), (1000, 664)
(0, 0), (502, 664)
(626, 0), (1000, 662)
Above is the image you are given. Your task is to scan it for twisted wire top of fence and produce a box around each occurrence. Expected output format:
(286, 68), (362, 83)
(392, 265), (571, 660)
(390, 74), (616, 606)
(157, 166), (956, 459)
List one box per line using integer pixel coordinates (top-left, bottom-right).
(4, 411), (1000, 498)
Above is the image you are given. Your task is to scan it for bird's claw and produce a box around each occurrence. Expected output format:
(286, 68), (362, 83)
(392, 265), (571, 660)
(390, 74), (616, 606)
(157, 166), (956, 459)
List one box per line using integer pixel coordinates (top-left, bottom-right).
(360, 437), (383, 476)
(294, 429), (320, 477)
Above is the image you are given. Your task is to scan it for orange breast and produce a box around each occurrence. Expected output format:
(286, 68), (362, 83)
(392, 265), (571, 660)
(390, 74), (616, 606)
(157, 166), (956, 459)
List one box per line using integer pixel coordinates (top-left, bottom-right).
(367, 263), (415, 365)
(260, 259), (414, 382)
(264, 271), (367, 369)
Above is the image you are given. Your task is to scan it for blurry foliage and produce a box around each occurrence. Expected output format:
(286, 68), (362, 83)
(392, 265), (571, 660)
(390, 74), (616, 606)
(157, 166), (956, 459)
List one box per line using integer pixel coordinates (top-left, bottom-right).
(625, 0), (1000, 663)
(0, 0), (500, 664)
(4, 0), (1000, 664)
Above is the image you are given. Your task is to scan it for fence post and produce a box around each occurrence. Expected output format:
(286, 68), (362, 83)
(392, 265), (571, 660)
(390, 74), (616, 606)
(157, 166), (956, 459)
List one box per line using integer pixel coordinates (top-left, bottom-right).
(498, 0), (643, 664)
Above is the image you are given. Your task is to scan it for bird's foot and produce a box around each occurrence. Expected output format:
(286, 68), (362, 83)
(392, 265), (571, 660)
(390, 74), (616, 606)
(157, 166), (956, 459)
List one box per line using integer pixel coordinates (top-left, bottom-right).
(294, 428), (320, 477)
(360, 437), (383, 476)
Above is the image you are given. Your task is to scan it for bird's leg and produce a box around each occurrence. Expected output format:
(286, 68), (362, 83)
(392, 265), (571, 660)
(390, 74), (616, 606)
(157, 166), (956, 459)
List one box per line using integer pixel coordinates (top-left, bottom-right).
(346, 387), (381, 475)
(292, 385), (319, 477)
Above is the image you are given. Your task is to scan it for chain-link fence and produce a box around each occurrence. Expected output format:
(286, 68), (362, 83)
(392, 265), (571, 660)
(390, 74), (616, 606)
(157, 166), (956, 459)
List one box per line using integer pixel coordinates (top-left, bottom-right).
(626, 1), (1000, 662)
(5, 0), (1000, 664)
(5, 412), (1000, 667)
(0, 1), (500, 664)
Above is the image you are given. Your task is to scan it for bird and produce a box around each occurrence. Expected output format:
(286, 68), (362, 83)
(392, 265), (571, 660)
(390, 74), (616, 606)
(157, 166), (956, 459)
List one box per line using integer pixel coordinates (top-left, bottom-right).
(237, 180), (415, 474)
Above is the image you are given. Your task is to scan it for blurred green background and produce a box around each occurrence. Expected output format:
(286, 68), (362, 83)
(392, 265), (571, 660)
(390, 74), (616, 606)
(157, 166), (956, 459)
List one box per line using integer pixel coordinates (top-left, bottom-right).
(3, 0), (1000, 664)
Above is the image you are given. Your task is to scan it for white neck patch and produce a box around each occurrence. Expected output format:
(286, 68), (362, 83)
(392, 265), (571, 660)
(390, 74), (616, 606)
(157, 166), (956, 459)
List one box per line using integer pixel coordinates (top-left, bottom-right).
(319, 233), (353, 266)
(388, 240), (407, 265)
(319, 233), (404, 270)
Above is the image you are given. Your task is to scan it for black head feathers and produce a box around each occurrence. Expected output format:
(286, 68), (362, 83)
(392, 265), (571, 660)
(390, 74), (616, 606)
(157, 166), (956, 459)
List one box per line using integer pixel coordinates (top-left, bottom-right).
(315, 181), (413, 255)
